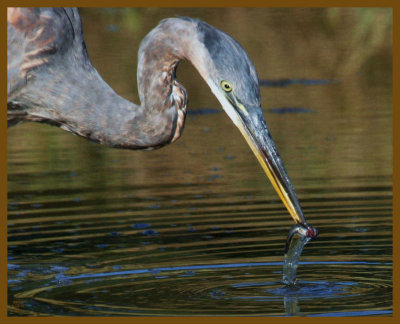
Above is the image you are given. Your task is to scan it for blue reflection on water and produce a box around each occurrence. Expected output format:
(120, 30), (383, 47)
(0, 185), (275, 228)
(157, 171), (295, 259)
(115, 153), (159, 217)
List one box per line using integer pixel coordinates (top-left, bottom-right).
(308, 310), (392, 317)
(58, 260), (390, 281)
(268, 107), (316, 114)
(259, 78), (338, 87)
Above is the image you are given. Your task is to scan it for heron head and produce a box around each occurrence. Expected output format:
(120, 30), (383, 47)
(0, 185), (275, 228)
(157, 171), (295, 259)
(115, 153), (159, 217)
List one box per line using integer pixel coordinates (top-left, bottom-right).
(194, 19), (308, 226)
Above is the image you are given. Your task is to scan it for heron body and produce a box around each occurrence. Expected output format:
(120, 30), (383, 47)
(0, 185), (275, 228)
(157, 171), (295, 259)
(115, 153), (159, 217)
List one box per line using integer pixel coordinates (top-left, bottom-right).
(7, 8), (315, 231)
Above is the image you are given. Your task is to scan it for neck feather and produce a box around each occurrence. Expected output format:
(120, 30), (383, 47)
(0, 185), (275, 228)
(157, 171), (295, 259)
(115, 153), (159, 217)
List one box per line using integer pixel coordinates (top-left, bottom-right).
(136, 18), (215, 145)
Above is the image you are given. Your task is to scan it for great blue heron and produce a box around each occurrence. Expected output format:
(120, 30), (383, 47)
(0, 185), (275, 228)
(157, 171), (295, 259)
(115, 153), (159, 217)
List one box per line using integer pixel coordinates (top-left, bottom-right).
(7, 8), (317, 238)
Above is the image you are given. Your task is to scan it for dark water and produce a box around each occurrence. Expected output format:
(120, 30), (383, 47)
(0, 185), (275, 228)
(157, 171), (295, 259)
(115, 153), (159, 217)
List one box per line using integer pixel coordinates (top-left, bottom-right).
(7, 8), (392, 316)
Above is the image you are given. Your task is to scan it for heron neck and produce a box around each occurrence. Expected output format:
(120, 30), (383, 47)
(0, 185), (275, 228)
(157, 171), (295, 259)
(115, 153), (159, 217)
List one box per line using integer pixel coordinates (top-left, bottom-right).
(136, 19), (212, 144)
(136, 25), (191, 146)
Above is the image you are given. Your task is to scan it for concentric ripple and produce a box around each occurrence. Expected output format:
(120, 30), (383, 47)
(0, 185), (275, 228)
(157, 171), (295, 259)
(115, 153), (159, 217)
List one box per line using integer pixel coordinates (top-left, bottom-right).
(8, 261), (392, 316)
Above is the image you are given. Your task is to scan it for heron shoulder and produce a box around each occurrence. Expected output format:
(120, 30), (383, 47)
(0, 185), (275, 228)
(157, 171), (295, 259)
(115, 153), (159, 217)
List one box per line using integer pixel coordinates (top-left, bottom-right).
(8, 8), (89, 68)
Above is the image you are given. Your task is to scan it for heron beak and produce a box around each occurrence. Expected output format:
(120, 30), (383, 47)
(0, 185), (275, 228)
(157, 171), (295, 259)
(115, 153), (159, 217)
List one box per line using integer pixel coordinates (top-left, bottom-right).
(234, 105), (308, 226)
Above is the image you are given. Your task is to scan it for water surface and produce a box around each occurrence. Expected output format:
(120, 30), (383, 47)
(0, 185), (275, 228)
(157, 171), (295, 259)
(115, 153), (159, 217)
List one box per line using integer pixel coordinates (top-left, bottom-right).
(7, 8), (392, 316)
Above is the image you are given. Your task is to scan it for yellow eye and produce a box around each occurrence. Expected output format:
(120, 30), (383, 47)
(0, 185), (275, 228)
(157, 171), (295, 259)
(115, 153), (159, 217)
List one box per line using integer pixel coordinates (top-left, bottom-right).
(221, 80), (233, 93)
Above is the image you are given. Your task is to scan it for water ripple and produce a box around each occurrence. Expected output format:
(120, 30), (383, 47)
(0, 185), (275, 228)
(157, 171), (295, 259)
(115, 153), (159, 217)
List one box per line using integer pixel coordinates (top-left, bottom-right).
(8, 260), (391, 316)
